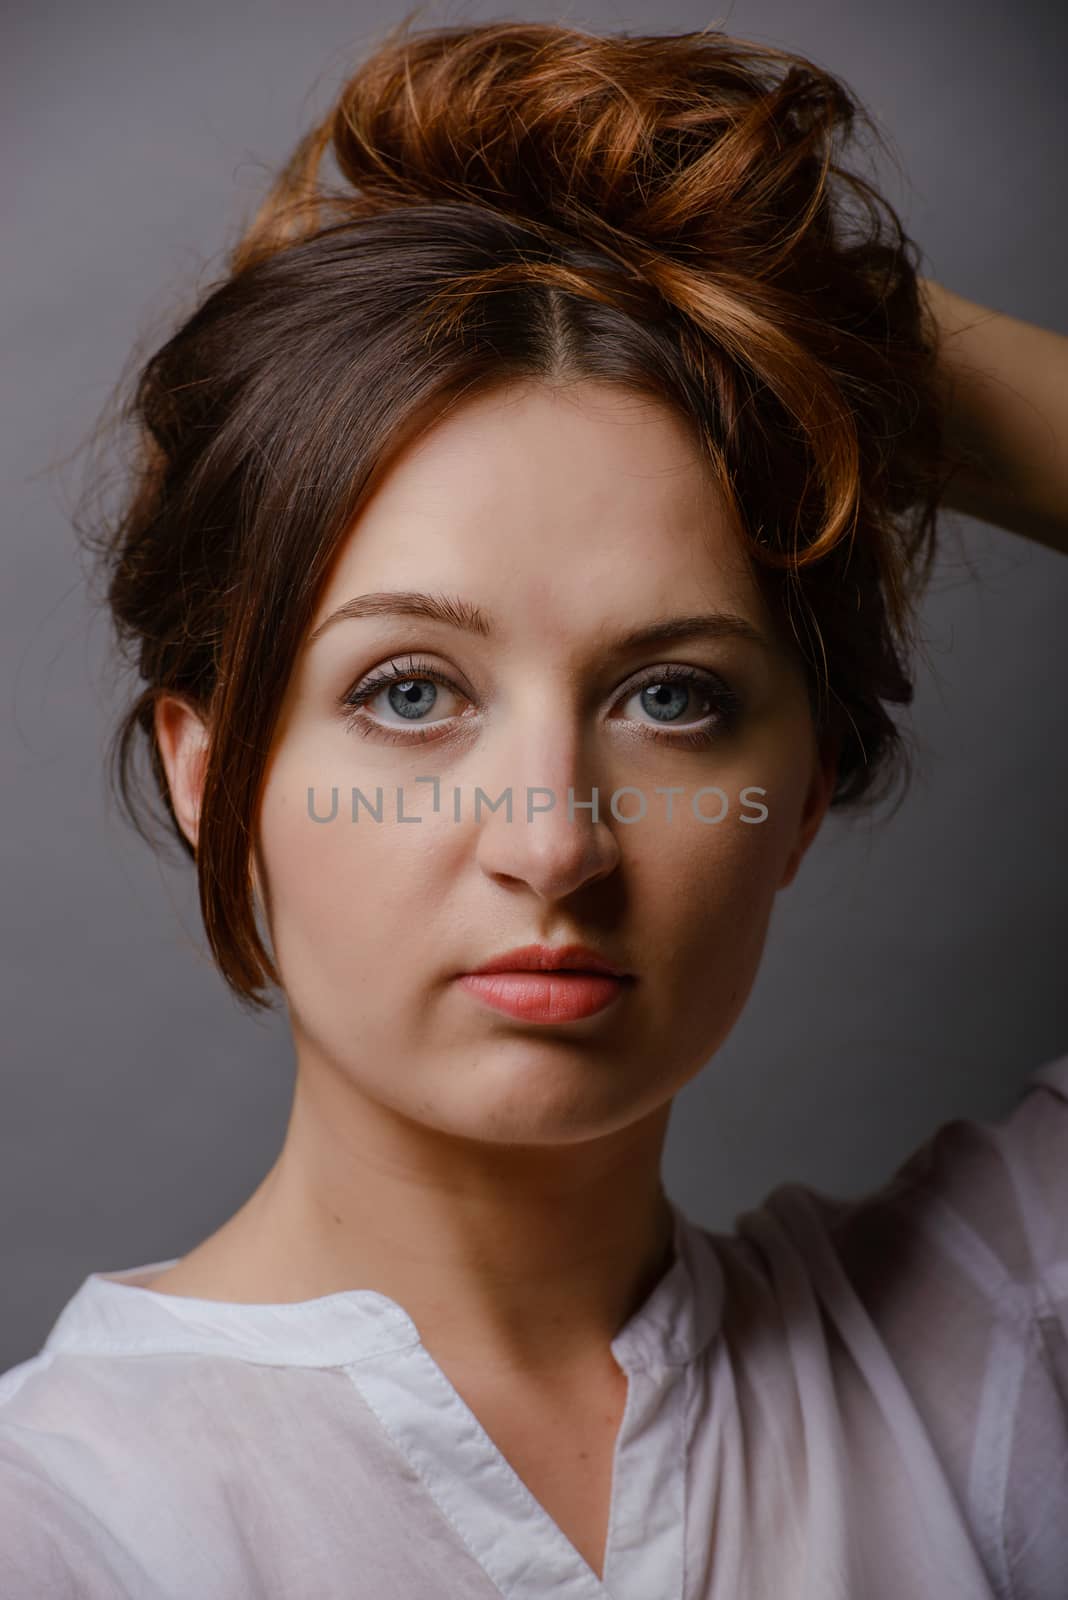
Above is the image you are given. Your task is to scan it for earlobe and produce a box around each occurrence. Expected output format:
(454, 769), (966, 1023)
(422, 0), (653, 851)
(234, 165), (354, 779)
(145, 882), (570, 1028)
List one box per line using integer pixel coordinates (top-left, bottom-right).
(153, 694), (211, 853)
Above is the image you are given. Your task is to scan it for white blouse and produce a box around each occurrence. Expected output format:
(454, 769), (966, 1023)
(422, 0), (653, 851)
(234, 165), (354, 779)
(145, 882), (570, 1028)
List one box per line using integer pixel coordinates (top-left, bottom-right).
(2, 1052), (1066, 1600)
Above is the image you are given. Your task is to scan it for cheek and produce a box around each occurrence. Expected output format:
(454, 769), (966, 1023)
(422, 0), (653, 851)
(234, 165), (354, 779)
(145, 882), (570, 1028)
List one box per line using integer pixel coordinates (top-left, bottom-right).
(630, 797), (788, 965)
(254, 762), (434, 1011)
(632, 721), (806, 907)
(620, 771), (803, 1062)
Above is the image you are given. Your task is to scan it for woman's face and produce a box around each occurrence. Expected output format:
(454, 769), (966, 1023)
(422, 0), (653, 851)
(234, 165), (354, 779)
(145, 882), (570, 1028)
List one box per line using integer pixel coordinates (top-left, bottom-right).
(252, 380), (835, 1147)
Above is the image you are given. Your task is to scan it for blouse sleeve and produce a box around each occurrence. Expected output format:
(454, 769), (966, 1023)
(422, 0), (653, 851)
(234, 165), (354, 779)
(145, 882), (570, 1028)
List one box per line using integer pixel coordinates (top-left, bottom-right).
(827, 1049), (1068, 1600)
(987, 1054), (1068, 1600)
(992, 1052), (1068, 1322)
(932, 1051), (1068, 1600)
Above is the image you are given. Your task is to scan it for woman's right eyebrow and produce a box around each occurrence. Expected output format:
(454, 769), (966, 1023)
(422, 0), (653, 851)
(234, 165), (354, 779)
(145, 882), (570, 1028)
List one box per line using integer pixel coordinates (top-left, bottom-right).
(308, 589), (771, 655)
(308, 590), (491, 643)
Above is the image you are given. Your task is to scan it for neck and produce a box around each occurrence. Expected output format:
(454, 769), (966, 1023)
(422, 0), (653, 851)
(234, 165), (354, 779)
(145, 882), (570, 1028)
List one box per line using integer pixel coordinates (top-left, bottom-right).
(215, 1055), (677, 1380)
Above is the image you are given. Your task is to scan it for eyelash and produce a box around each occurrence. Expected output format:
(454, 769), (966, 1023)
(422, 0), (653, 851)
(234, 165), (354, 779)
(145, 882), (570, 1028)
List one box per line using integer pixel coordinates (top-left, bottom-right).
(339, 654), (743, 748)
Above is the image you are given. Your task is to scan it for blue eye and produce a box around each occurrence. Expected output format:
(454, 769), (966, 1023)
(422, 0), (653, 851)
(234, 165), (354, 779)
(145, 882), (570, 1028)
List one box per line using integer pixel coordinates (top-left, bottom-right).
(340, 657), (465, 741)
(339, 655), (742, 749)
(379, 678), (446, 721)
(618, 665), (743, 748)
(639, 681), (692, 722)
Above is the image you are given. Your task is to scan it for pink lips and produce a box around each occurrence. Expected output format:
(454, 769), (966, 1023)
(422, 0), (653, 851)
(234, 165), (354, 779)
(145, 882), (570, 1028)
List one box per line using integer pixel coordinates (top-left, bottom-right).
(456, 943), (634, 1024)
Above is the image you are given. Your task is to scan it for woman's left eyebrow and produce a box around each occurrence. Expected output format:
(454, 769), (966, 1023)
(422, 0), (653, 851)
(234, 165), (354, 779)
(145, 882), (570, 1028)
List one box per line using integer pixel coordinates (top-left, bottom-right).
(606, 612), (771, 655)
(308, 589), (771, 654)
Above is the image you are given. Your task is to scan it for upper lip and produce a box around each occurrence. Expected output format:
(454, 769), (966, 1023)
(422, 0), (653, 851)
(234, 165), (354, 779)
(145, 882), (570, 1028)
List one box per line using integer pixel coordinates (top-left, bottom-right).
(465, 943), (633, 979)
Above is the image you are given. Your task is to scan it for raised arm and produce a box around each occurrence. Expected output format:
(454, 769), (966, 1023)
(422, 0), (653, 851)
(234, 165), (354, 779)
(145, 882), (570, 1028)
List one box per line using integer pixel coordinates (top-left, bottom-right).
(919, 277), (1068, 557)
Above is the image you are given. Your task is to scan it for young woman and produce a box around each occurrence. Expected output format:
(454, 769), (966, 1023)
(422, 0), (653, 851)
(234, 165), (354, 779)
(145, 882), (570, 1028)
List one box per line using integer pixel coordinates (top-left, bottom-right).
(2, 18), (1065, 1599)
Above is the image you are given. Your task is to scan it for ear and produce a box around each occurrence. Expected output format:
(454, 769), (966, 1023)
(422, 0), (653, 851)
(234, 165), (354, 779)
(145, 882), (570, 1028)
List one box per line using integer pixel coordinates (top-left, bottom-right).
(154, 694), (212, 854)
(778, 728), (839, 890)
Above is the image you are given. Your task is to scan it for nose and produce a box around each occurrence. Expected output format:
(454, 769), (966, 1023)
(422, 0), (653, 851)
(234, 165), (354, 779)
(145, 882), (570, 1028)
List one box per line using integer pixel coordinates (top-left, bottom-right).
(472, 709), (621, 902)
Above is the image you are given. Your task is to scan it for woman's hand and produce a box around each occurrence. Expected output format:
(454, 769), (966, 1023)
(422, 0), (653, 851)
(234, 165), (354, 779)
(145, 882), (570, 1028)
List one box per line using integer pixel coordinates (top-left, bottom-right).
(918, 277), (1068, 556)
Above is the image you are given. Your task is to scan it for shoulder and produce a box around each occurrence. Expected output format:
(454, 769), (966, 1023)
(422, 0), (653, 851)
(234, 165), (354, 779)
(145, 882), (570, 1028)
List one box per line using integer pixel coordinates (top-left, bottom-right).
(0, 1338), (259, 1598)
(0, 1408), (145, 1598)
(750, 1050), (1068, 1309)
(866, 1049), (1068, 1308)
(716, 1053), (1068, 1311)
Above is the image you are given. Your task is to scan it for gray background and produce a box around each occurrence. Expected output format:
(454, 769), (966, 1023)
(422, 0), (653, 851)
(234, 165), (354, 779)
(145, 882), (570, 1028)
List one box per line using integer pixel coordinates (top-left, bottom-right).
(3, 0), (1066, 1374)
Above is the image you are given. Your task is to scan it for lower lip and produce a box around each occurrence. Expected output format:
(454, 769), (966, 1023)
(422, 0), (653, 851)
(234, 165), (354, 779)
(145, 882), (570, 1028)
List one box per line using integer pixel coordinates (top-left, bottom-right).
(456, 971), (632, 1023)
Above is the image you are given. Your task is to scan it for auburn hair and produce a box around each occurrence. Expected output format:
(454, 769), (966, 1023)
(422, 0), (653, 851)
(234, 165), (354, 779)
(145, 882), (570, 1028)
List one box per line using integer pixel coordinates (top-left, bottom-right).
(78, 14), (959, 1013)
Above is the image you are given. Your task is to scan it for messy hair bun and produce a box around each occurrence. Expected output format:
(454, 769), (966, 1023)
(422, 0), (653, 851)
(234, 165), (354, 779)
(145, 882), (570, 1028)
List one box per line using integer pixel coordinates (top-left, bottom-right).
(83, 15), (954, 1010)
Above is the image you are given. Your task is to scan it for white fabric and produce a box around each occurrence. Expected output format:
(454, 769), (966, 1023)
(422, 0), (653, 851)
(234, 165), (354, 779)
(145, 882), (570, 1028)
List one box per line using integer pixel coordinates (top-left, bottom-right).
(2, 1052), (1066, 1599)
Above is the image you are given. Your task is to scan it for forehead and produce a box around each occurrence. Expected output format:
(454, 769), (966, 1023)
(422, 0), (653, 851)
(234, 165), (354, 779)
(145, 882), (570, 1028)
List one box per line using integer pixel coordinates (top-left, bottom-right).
(313, 379), (773, 641)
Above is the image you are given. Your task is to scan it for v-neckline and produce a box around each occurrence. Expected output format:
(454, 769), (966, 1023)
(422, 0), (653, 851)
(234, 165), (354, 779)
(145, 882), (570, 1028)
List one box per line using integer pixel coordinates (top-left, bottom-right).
(427, 1353), (632, 1582)
(341, 1312), (688, 1598)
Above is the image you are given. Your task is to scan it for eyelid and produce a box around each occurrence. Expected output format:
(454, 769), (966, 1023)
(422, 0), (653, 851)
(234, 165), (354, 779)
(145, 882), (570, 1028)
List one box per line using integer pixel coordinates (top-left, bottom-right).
(338, 655), (744, 747)
(340, 656), (738, 708)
